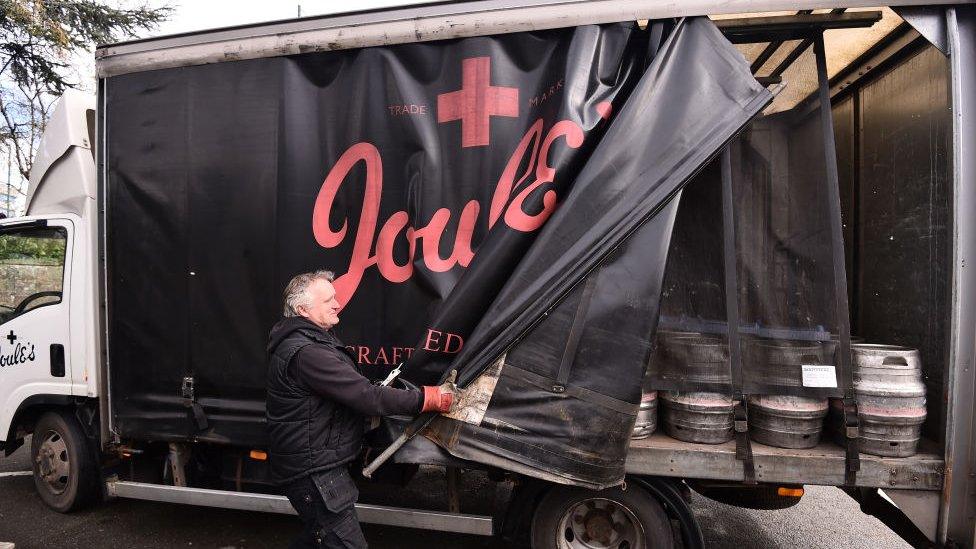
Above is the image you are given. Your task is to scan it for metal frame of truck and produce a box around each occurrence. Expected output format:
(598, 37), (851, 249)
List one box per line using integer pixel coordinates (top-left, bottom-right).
(1, 2), (973, 547)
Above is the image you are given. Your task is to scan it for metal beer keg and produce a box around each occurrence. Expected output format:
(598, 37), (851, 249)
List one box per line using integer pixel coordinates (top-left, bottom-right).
(745, 339), (823, 387)
(820, 335), (865, 366)
(658, 334), (731, 386)
(631, 391), (658, 439)
(660, 391), (734, 444)
(747, 395), (829, 449)
(847, 344), (927, 457)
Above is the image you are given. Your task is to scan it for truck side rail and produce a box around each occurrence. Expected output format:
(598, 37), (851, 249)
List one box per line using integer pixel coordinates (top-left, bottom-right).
(105, 479), (494, 536)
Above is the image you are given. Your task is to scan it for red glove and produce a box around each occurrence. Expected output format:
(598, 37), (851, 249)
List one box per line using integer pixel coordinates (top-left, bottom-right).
(421, 370), (458, 413)
(421, 386), (454, 413)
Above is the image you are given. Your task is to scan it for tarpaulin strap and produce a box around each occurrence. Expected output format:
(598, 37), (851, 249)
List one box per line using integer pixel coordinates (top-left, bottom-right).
(720, 147), (756, 484)
(734, 401), (756, 484)
(189, 402), (209, 431)
(814, 33), (859, 486)
(733, 405), (756, 484)
(181, 375), (209, 431)
(842, 397), (860, 485)
(555, 276), (600, 391)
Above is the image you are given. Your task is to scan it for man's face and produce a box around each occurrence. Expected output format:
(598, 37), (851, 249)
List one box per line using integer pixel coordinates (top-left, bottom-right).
(296, 279), (341, 329)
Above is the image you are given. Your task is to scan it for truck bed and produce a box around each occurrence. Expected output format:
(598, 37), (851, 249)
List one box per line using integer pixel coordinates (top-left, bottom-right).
(626, 433), (943, 491)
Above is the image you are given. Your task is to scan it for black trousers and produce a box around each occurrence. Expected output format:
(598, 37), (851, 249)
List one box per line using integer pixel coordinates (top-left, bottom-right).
(283, 468), (368, 548)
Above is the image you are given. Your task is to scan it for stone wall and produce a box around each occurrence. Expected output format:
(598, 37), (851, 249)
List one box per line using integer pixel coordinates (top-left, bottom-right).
(0, 263), (64, 307)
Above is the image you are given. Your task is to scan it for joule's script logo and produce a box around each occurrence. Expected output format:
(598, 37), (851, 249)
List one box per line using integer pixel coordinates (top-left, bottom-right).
(0, 330), (36, 368)
(311, 57), (613, 307)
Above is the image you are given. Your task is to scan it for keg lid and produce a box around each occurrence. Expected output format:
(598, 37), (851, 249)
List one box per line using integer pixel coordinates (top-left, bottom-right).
(668, 334), (726, 348)
(852, 343), (917, 352)
(748, 394), (828, 412)
(751, 339), (822, 351)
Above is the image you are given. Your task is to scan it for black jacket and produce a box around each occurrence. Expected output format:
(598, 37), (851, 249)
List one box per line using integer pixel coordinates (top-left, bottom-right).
(266, 317), (421, 484)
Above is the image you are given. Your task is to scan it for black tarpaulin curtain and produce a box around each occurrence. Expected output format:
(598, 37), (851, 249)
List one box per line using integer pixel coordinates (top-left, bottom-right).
(439, 17), (770, 386)
(105, 16), (768, 488)
(422, 17), (770, 488)
(647, 53), (855, 400)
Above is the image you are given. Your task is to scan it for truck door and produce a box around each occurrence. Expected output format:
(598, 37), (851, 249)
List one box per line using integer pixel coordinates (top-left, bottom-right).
(0, 218), (73, 410)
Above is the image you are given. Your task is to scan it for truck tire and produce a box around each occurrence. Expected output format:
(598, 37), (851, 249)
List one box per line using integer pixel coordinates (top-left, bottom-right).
(30, 411), (99, 512)
(531, 484), (675, 549)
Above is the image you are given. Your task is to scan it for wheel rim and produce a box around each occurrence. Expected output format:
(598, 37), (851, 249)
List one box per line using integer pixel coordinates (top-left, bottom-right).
(556, 497), (646, 549)
(35, 429), (70, 495)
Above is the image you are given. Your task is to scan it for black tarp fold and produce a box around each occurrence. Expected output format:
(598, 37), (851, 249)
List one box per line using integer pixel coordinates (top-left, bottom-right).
(423, 17), (770, 488)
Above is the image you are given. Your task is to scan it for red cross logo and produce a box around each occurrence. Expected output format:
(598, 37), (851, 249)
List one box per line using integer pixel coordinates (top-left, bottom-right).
(437, 57), (519, 148)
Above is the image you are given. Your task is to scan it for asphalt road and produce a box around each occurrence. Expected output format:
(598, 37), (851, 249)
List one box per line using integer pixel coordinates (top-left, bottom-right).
(0, 439), (909, 549)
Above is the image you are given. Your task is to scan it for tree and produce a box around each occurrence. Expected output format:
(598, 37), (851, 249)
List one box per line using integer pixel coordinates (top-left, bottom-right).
(0, 0), (170, 208)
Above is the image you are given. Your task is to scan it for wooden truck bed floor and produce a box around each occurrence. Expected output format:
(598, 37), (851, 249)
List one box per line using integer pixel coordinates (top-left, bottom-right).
(626, 432), (944, 491)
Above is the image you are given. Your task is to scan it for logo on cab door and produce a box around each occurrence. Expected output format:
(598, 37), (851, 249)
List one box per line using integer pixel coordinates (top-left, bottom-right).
(0, 330), (36, 368)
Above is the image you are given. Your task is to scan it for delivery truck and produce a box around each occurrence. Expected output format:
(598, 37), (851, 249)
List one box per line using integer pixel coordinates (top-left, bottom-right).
(1, 1), (975, 547)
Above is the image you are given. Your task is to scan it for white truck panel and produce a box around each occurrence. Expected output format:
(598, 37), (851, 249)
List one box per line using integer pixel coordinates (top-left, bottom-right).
(24, 92), (100, 401)
(0, 217), (77, 442)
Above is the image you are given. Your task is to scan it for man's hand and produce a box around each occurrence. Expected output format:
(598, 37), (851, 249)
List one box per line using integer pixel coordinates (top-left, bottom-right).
(421, 370), (458, 413)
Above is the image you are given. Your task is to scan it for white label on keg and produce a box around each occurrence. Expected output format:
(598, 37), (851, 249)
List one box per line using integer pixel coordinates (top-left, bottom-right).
(801, 365), (837, 388)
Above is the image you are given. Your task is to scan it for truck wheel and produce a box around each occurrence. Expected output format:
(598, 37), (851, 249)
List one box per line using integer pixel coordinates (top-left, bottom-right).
(30, 411), (99, 512)
(531, 485), (675, 549)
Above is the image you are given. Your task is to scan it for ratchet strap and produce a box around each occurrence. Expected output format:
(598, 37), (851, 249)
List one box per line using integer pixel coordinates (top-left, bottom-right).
(181, 375), (210, 431)
(720, 147), (756, 484)
(842, 397), (860, 485)
(733, 401), (755, 483)
(813, 33), (859, 486)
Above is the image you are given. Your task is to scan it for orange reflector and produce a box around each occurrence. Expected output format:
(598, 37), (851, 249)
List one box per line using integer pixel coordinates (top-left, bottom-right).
(777, 487), (804, 497)
(249, 450), (268, 461)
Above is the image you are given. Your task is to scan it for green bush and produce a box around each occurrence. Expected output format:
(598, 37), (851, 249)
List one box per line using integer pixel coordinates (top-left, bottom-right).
(0, 235), (66, 264)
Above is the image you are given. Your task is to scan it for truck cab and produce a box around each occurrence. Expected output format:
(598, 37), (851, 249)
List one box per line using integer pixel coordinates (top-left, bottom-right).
(0, 92), (103, 509)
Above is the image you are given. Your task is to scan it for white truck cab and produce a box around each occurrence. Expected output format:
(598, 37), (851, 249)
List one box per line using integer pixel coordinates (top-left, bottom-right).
(0, 91), (100, 466)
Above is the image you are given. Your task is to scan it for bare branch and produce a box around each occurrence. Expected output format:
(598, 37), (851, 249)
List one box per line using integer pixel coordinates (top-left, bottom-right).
(1, 0), (170, 185)
(0, 95), (33, 181)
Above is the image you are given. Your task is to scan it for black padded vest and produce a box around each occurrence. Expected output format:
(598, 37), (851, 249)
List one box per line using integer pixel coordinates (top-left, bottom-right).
(266, 327), (364, 485)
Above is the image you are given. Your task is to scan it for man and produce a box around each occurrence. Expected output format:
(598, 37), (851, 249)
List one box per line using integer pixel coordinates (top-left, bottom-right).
(267, 270), (457, 548)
